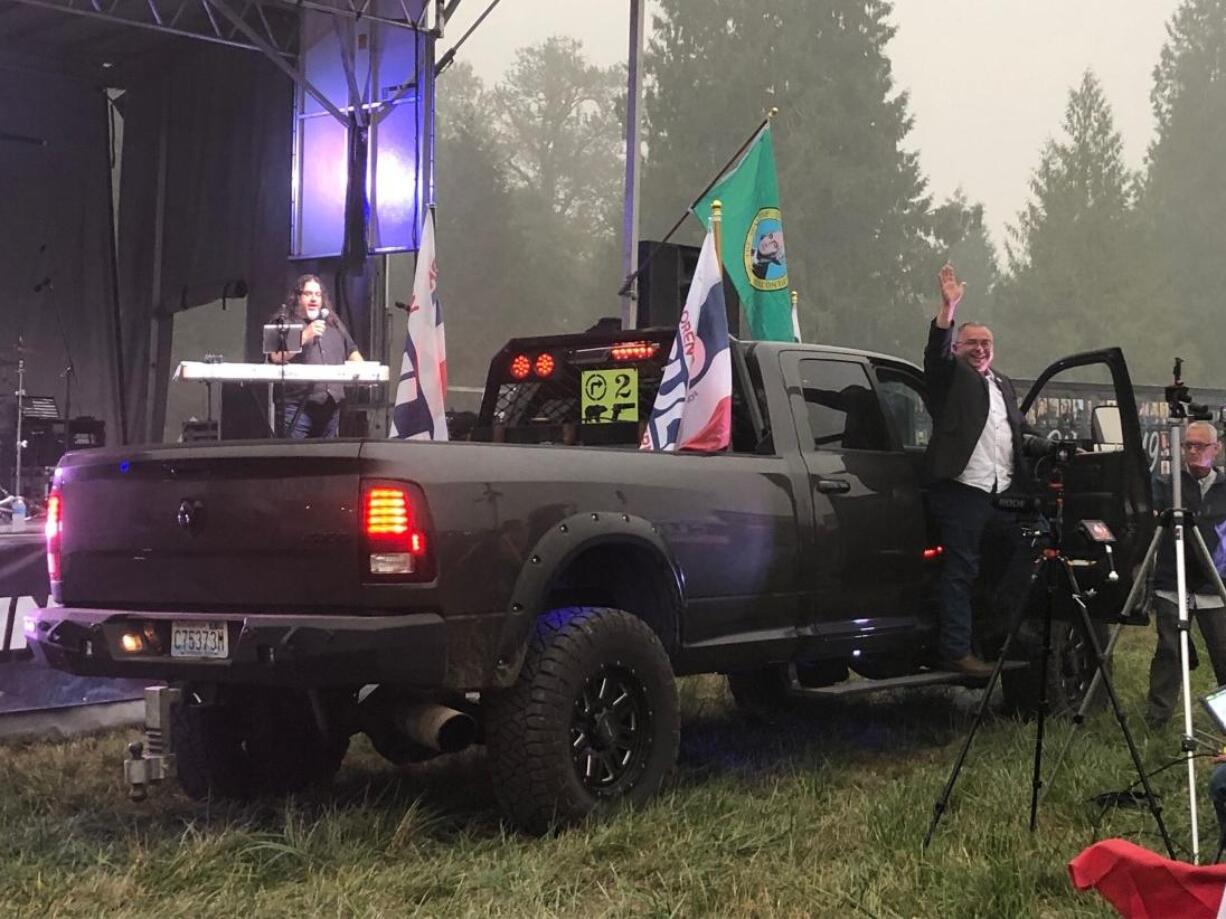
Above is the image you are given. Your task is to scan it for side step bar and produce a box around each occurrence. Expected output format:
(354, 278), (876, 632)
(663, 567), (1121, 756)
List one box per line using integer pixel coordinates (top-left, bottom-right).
(795, 660), (1029, 698)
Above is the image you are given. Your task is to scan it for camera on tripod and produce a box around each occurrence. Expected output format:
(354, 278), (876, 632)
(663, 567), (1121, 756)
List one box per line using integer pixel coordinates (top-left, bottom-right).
(1166, 357), (1213, 421)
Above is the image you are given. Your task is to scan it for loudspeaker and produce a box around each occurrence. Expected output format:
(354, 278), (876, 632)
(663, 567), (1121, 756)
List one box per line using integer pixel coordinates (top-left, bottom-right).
(635, 240), (741, 336)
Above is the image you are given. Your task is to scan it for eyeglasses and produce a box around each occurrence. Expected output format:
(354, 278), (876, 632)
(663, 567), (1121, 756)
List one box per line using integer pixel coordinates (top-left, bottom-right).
(1185, 441), (1218, 451)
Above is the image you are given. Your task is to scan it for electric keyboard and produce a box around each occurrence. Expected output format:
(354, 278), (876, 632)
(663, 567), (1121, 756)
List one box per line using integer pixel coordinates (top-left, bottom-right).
(174, 361), (389, 384)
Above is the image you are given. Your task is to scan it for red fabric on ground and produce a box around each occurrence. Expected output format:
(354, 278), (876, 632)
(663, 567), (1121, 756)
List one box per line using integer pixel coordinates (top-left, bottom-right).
(1069, 838), (1226, 918)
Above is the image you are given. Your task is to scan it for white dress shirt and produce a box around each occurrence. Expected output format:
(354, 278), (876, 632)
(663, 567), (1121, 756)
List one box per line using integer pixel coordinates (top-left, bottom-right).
(956, 371), (1014, 494)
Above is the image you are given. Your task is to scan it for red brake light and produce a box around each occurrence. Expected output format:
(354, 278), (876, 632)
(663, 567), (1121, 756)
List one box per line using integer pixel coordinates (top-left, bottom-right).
(362, 482), (430, 579)
(365, 486), (411, 536)
(611, 341), (660, 361)
(510, 354), (531, 380)
(533, 353), (555, 377)
(922, 546), (943, 561)
(46, 489), (62, 582)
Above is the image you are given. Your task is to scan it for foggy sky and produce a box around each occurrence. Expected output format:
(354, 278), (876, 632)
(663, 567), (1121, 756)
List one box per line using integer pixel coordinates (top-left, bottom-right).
(444, 0), (1183, 248)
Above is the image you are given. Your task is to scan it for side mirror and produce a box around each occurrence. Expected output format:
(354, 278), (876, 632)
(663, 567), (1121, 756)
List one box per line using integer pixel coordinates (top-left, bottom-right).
(1091, 405), (1124, 449)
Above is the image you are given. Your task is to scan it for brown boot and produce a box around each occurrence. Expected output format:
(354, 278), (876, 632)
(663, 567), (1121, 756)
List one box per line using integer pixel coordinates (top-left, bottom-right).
(942, 654), (995, 678)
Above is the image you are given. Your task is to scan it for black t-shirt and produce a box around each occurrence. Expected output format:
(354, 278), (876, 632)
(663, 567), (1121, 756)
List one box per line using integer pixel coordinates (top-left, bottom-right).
(273, 315), (358, 404)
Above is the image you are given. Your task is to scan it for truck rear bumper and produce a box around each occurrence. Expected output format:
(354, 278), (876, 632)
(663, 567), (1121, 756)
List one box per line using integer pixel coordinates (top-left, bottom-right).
(28, 607), (448, 687)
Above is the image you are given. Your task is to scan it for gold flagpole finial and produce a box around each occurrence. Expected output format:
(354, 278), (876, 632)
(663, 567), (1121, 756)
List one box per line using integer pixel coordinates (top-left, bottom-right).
(791, 290), (798, 307)
(710, 200), (724, 279)
(767, 106), (779, 119)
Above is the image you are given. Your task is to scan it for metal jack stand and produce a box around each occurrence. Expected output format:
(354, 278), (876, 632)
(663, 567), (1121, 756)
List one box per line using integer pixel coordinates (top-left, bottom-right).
(923, 473), (1175, 856)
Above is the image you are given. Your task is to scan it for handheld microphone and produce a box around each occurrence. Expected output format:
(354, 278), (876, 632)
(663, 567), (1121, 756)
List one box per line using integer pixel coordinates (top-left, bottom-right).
(313, 308), (329, 356)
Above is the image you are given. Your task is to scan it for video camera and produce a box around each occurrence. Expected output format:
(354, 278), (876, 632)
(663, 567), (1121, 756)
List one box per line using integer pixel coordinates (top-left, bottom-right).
(1166, 357), (1214, 421)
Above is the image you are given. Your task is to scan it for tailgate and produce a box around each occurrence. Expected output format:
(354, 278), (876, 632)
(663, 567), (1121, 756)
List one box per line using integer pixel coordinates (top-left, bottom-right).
(56, 441), (364, 609)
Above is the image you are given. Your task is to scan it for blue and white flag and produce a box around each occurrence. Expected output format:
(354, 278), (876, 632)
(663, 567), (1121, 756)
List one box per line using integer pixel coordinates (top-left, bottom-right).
(391, 207), (448, 440)
(641, 228), (731, 453)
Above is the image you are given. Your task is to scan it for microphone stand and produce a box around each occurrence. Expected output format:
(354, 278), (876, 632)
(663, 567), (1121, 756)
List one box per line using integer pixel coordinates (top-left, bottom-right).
(39, 267), (77, 461)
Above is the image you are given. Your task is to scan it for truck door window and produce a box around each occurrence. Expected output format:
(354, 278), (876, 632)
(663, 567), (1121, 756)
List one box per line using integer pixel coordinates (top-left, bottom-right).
(799, 359), (890, 451)
(875, 366), (933, 450)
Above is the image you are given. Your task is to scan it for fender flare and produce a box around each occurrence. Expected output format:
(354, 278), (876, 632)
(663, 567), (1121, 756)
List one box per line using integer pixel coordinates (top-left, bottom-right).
(490, 511), (685, 685)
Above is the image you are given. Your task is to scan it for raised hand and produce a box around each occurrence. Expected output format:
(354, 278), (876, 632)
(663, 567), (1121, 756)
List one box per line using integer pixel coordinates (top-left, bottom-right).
(938, 263), (965, 309)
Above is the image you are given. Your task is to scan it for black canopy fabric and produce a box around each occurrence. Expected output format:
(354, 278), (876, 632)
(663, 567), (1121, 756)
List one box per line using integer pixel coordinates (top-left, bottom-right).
(2, 42), (294, 447)
(116, 43), (294, 443)
(0, 61), (123, 445)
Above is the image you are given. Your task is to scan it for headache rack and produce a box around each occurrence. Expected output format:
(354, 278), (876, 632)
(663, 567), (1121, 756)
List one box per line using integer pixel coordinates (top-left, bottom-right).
(474, 328), (676, 448)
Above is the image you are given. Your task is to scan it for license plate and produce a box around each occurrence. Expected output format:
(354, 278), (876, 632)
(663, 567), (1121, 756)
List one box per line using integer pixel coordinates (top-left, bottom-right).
(170, 621), (229, 659)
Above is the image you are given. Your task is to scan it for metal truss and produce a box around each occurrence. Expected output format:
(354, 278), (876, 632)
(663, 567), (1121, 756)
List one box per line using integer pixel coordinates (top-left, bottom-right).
(8, 0), (298, 55)
(6, 0), (433, 57)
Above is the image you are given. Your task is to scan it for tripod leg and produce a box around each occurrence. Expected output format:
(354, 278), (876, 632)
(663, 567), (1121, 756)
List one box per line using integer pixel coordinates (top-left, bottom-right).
(1030, 562), (1055, 832)
(1038, 524), (1165, 807)
(1061, 560), (1177, 859)
(924, 557), (1043, 850)
(1191, 526), (1226, 610)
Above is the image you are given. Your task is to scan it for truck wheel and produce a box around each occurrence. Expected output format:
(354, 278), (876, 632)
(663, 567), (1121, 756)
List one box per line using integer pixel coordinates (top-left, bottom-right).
(485, 607), (680, 835)
(173, 687), (349, 800)
(1001, 619), (1110, 718)
(173, 695), (252, 800)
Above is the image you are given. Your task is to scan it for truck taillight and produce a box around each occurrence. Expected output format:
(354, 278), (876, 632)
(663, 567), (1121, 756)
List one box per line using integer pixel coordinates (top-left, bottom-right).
(610, 341), (660, 361)
(46, 489), (62, 582)
(362, 482), (430, 579)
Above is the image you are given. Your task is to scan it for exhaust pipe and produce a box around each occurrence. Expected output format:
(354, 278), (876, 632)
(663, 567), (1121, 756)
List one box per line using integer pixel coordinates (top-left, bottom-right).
(399, 703), (477, 754)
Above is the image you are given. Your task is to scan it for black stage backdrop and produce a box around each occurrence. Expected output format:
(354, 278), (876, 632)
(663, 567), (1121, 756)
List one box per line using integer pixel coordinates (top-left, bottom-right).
(117, 44), (294, 443)
(0, 62), (123, 450)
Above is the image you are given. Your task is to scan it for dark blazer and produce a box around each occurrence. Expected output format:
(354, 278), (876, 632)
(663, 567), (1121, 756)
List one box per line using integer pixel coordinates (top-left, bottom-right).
(1152, 469), (1226, 593)
(923, 320), (1040, 485)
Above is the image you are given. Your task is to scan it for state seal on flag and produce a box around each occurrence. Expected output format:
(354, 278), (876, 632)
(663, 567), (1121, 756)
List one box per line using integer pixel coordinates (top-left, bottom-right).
(743, 208), (788, 291)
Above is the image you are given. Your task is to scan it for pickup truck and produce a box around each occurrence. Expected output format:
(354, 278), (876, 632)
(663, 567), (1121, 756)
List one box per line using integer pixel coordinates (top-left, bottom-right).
(28, 326), (1153, 833)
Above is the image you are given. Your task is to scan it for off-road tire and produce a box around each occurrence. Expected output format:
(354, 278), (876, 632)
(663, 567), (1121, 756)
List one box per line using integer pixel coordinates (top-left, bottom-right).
(485, 607), (680, 835)
(1001, 619), (1111, 718)
(173, 687), (349, 800)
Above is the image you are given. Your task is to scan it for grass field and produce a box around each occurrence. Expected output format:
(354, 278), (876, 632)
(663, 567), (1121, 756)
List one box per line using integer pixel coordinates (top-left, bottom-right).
(4, 626), (1225, 918)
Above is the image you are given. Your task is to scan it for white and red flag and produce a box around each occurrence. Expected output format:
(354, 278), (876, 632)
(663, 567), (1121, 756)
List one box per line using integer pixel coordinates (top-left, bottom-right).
(391, 207), (448, 440)
(640, 227), (731, 452)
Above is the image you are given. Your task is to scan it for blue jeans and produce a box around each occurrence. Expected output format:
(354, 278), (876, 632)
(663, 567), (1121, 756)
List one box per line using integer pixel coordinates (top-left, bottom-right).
(283, 397), (340, 439)
(926, 480), (1024, 660)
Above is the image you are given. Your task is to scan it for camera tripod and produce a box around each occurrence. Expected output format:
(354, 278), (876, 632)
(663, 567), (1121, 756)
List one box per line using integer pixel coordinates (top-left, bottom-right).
(1040, 410), (1226, 863)
(923, 486), (1176, 857)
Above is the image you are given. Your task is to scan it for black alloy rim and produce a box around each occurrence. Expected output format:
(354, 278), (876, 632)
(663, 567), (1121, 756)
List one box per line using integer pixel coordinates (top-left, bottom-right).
(1059, 624), (1096, 704)
(570, 664), (651, 796)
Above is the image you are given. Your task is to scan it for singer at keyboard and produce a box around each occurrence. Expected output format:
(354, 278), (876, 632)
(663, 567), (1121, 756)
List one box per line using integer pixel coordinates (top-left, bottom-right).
(268, 274), (364, 439)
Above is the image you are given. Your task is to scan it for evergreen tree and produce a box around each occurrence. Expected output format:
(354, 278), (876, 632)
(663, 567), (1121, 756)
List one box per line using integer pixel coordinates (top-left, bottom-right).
(1142, 0), (1226, 386)
(931, 191), (1000, 330)
(489, 37), (625, 333)
(434, 62), (522, 388)
(642, 0), (935, 357)
(999, 71), (1155, 378)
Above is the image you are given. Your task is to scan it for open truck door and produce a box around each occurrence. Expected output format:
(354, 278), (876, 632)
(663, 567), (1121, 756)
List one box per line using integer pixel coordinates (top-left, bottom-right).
(1018, 347), (1154, 624)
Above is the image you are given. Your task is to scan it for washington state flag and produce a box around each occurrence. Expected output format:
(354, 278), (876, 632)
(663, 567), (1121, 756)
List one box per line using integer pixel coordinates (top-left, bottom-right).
(693, 125), (794, 341)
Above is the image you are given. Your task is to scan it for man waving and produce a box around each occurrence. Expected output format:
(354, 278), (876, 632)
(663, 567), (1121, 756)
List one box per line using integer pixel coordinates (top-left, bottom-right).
(923, 264), (1046, 676)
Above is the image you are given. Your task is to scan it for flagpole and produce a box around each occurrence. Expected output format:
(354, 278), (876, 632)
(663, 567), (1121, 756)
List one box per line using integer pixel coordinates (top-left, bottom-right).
(710, 200), (723, 276)
(618, 107), (778, 297)
(791, 289), (801, 343)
